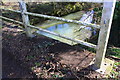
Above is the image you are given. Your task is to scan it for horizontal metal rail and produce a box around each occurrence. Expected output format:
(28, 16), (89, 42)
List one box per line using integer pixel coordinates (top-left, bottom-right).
(1, 6), (98, 49)
(0, 15), (97, 48)
(3, 0), (111, 3)
(25, 12), (101, 29)
(41, 0), (104, 3)
(0, 16), (23, 25)
(47, 0), (104, 2)
(46, 0), (114, 3)
(1, 0), (116, 73)
(28, 24), (97, 49)
(0, 8), (21, 13)
(0, 8), (101, 29)
(0, 15), (97, 49)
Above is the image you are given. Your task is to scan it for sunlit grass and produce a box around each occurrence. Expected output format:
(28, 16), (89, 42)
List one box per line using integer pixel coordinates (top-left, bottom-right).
(109, 62), (120, 78)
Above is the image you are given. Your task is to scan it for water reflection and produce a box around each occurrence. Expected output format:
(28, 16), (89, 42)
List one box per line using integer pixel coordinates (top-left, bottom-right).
(37, 10), (96, 45)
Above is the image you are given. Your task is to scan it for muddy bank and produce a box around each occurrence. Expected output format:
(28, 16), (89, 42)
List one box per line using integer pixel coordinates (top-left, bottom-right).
(2, 24), (106, 79)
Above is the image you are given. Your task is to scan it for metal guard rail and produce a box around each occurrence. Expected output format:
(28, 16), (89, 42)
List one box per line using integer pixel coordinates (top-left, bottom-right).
(0, 15), (97, 49)
(0, 8), (101, 29)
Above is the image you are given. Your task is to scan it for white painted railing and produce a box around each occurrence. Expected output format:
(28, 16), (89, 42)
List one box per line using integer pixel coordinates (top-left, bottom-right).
(0, 0), (116, 74)
(2, 0), (115, 3)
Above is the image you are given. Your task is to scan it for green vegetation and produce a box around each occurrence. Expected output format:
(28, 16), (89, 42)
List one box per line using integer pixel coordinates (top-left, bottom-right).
(35, 62), (41, 66)
(109, 2), (120, 47)
(113, 2), (120, 20)
(107, 48), (120, 58)
(2, 2), (120, 79)
(27, 2), (101, 25)
(109, 62), (120, 78)
(26, 55), (36, 60)
(0, 26), (2, 29)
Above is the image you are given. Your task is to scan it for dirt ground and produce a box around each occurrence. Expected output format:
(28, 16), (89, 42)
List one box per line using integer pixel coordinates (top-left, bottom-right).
(2, 49), (35, 78)
(2, 23), (117, 79)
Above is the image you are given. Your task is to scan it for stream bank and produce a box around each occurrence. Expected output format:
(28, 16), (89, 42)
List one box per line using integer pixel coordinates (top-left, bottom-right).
(2, 23), (106, 79)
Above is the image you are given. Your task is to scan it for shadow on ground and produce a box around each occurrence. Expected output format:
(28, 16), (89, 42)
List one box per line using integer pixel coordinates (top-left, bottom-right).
(2, 25), (104, 79)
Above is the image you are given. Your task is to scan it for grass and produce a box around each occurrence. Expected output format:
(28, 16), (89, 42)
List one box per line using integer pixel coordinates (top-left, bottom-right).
(85, 46), (120, 79)
(106, 48), (120, 79)
(107, 48), (120, 58)
(109, 62), (120, 79)
(85, 46), (120, 58)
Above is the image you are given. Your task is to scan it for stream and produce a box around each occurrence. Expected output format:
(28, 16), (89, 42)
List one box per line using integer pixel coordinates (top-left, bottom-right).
(37, 10), (96, 45)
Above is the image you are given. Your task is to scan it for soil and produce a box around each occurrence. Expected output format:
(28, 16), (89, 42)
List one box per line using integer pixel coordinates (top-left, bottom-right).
(2, 49), (35, 78)
(2, 23), (119, 79)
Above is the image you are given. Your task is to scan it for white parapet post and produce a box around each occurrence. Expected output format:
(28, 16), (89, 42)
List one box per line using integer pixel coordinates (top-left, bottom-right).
(93, 0), (116, 74)
(19, 0), (34, 37)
